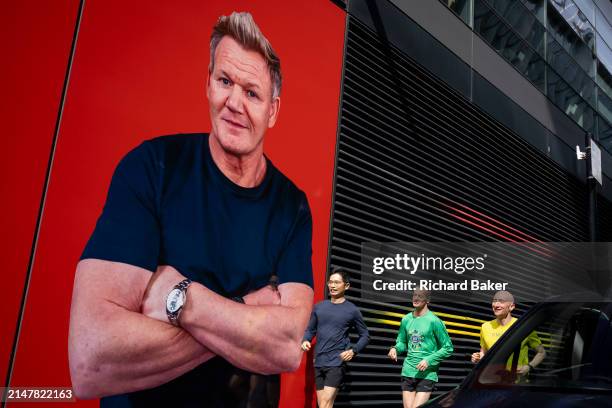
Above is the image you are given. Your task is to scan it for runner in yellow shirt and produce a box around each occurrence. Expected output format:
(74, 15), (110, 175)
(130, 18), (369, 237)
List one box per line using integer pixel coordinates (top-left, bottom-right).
(471, 291), (545, 379)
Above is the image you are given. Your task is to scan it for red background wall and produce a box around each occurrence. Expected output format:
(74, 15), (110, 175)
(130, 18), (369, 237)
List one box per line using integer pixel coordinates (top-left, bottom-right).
(5, 1), (344, 407)
(0, 0), (80, 390)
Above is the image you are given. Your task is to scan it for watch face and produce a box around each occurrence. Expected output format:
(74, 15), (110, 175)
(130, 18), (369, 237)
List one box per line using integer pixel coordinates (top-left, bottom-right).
(167, 288), (185, 313)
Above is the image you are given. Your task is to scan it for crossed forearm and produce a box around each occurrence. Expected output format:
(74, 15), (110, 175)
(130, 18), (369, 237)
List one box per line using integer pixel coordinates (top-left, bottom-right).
(178, 282), (313, 374)
(69, 260), (214, 399)
(69, 292), (213, 399)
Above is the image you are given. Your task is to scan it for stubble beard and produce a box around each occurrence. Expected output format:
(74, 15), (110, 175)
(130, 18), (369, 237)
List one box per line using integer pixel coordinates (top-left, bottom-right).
(214, 126), (264, 159)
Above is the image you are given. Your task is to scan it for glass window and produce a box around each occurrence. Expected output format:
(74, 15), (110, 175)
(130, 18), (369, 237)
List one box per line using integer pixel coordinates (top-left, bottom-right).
(520, 0), (546, 24)
(547, 1), (595, 76)
(547, 39), (596, 107)
(477, 302), (612, 391)
(598, 61), (612, 100)
(596, 33), (612, 83)
(442, 0), (472, 26)
(547, 67), (595, 131)
(595, 8), (612, 57)
(474, 0), (546, 91)
(597, 116), (612, 150)
(598, 89), (612, 127)
(574, 0), (596, 23)
(548, 0), (595, 50)
(487, 0), (546, 56)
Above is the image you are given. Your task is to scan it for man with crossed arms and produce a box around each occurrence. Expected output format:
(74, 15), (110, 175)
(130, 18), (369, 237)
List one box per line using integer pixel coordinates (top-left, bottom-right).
(69, 12), (313, 407)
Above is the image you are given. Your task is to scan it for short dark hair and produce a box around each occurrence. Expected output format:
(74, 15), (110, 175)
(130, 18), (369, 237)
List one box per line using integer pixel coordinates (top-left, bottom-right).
(329, 266), (350, 285)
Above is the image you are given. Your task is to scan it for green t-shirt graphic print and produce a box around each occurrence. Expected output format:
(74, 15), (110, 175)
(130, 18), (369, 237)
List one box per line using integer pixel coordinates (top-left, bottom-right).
(394, 310), (453, 382)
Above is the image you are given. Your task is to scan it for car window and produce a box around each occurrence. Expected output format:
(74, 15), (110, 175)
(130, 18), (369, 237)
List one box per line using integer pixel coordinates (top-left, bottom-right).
(477, 302), (612, 391)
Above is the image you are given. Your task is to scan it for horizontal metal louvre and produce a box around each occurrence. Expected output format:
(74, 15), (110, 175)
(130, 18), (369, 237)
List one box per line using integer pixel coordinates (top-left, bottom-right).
(330, 14), (593, 406)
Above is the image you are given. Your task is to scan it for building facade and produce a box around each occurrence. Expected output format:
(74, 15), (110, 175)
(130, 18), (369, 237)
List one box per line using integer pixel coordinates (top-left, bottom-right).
(328, 0), (612, 405)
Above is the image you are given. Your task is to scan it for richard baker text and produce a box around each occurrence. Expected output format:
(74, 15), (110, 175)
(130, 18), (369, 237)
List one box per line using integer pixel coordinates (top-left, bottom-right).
(372, 279), (508, 291)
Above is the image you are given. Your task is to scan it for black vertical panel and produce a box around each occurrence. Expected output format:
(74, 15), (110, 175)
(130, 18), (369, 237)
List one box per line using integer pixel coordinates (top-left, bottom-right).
(598, 187), (612, 242)
(330, 12), (590, 406)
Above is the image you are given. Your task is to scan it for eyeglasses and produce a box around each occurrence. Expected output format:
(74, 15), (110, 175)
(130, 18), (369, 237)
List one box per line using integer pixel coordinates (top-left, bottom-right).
(328, 280), (344, 285)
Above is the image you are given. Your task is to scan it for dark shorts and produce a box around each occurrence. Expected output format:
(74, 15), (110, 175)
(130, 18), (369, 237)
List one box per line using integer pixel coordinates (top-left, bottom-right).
(315, 366), (346, 390)
(401, 376), (436, 392)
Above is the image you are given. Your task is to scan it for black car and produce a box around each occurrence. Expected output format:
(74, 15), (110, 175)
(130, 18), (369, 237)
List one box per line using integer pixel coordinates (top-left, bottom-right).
(425, 301), (612, 407)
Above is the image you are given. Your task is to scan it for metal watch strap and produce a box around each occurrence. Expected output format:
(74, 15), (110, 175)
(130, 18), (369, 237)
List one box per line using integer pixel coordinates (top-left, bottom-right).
(175, 278), (192, 292)
(167, 278), (192, 326)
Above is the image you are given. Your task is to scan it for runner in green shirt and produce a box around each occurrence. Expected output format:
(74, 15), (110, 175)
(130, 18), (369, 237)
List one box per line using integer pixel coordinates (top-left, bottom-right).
(388, 290), (453, 408)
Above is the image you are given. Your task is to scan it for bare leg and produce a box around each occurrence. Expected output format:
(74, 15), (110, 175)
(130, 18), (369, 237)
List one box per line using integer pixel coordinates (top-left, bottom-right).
(402, 391), (416, 408)
(316, 386), (339, 408)
(412, 391), (432, 408)
(316, 389), (325, 408)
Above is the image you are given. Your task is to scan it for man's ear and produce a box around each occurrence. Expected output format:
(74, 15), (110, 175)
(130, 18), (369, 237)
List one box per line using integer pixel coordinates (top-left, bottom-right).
(509, 303), (516, 312)
(206, 70), (212, 101)
(267, 96), (281, 128)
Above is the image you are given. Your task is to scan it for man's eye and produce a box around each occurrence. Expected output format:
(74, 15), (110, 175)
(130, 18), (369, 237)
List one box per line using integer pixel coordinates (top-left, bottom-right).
(220, 78), (230, 85)
(247, 90), (258, 99)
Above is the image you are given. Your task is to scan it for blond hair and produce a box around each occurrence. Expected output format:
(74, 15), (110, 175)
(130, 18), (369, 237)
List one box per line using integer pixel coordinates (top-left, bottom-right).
(210, 12), (282, 99)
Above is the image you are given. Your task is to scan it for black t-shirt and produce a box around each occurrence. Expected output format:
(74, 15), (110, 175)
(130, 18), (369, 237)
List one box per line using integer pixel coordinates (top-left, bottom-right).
(81, 133), (313, 407)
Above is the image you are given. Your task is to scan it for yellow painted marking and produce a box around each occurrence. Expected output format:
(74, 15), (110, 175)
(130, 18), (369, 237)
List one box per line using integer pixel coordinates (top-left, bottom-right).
(368, 308), (486, 324)
(366, 311), (558, 345)
(367, 318), (400, 326)
(439, 320), (481, 331)
(367, 318), (480, 338)
(447, 328), (480, 337)
(433, 311), (486, 324)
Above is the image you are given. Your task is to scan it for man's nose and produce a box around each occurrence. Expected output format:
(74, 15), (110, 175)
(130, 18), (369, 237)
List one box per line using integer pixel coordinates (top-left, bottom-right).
(226, 85), (244, 113)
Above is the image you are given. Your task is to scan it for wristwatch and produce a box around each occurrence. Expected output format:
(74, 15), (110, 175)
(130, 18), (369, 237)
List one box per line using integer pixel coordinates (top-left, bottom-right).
(166, 278), (192, 326)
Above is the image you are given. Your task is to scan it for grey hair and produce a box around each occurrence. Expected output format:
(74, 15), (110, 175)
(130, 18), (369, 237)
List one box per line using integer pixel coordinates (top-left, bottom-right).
(493, 291), (515, 304)
(413, 289), (431, 302)
(209, 12), (282, 99)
